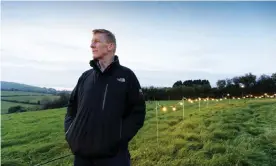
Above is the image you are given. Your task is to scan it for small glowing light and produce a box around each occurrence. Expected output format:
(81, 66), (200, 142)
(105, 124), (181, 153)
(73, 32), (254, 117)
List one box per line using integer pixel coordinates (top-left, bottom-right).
(216, 99), (219, 102)
(212, 99), (215, 101)
(172, 107), (176, 111)
(238, 98), (241, 100)
(162, 107), (167, 112)
(220, 99), (223, 101)
(224, 97), (227, 99)
(227, 94), (230, 96)
(179, 102), (183, 105)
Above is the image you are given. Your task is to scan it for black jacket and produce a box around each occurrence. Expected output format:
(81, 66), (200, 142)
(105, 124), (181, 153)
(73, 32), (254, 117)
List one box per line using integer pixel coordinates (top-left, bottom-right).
(64, 55), (146, 159)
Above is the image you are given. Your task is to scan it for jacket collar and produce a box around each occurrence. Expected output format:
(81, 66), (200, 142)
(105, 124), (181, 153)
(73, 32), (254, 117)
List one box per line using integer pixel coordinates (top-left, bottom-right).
(89, 55), (120, 74)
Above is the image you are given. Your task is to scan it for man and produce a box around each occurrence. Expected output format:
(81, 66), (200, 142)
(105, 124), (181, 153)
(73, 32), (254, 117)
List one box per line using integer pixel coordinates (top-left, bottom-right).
(64, 29), (146, 166)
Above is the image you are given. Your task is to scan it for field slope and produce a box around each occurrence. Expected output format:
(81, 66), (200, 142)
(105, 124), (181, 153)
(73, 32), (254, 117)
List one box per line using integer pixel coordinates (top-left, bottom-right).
(1, 90), (60, 114)
(1, 99), (276, 166)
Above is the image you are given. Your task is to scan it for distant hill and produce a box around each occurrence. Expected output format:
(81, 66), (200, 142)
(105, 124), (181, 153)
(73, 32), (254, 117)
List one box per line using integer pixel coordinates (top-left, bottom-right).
(1, 81), (59, 94)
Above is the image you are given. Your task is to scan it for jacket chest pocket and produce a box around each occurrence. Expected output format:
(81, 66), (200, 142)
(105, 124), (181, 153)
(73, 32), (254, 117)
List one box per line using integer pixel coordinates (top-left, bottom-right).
(104, 80), (127, 116)
(108, 81), (127, 101)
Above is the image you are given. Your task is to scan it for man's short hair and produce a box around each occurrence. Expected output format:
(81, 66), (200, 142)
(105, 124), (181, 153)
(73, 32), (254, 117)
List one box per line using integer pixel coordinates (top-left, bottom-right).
(92, 29), (116, 52)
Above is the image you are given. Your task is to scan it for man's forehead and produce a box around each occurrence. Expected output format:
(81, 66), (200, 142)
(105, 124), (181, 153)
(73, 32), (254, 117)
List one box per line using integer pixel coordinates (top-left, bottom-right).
(92, 33), (106, 39)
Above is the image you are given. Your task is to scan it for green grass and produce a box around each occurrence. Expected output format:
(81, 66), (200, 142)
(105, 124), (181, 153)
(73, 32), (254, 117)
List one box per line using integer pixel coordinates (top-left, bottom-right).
(1, 95), (60, 103)
(1, 91), (53, 96)
(1, 90), (60, 114)
(1, 101), (36, 114)
(1, 99), (276, 166)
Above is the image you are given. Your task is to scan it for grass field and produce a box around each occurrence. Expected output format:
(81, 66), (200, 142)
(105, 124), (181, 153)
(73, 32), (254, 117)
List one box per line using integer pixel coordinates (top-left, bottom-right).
(1, 99), (276, 166)
(1, 91), (53, 97)
(1, 101), (36, 114)
(1, 95), (60, 103)
(1, 90), (60, 114)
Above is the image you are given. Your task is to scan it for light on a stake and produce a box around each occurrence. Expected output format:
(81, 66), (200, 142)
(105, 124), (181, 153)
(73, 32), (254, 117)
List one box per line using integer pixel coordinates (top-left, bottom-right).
(162, 107), (167, 112)
(172, 107), (176, 111)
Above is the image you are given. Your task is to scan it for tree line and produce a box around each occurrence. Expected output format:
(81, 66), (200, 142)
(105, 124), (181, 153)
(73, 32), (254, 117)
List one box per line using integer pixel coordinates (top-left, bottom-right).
(7, 72), (275, 113)
(142, 73), (276, 101)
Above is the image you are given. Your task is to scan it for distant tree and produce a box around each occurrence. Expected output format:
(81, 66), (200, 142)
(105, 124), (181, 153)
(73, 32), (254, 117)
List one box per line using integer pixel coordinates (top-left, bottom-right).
(239, 73), (256, 88)
(183, 80), (193, 87)
(216, 80), (226, 90)
(272, 73), (276, 83)
(225, 78), (232, 87)
(172, 80), (182, 88)
(232, 76), (240, 86)
(8, 106), (27, 114)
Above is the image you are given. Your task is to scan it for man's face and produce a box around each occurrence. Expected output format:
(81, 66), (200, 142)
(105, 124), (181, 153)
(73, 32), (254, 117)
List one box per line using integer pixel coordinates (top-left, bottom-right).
(90, 33), (113, 60)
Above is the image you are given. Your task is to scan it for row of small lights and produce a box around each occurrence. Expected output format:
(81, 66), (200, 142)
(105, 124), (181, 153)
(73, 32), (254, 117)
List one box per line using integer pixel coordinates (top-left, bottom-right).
(158, 93), (276, 112)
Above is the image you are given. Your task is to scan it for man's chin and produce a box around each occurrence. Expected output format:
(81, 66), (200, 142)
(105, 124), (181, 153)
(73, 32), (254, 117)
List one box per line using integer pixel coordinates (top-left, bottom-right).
(93, 55), (100, 60)
(93, 55), (105, 60)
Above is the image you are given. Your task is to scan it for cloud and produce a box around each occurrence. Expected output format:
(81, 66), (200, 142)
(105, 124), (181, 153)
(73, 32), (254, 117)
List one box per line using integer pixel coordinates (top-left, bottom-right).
(1, 2), (275, 89)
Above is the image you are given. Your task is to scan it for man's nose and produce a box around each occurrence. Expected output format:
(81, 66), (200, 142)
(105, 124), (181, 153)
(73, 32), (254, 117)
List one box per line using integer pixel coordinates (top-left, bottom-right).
(90, 43), (95, 48)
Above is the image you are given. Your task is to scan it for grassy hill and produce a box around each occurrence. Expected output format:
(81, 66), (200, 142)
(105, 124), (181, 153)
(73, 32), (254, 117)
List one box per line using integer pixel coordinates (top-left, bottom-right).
(1, 90), (60, 114)
(1, 81), (58, 94)
(1, 91), (55, 97)
(1, 99), (276, 166)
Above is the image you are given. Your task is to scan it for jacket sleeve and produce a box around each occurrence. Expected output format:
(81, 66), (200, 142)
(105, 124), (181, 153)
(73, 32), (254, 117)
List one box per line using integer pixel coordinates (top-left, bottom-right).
(121, 70), (146, 143)
(64, 72), (86, 133)
(64, 84), (79, 133)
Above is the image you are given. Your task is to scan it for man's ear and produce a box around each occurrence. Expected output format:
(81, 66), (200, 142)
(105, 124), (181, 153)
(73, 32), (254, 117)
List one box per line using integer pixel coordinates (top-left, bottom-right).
(108, 43), (115, 52)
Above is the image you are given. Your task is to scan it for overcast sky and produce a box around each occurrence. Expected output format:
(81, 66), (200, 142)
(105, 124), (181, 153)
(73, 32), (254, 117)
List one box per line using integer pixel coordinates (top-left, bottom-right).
(1, 1), (276, 90)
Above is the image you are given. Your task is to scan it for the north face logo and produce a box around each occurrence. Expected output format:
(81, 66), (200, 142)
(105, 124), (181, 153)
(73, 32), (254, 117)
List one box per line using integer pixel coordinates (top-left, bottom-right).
(117, 78), (125, 82)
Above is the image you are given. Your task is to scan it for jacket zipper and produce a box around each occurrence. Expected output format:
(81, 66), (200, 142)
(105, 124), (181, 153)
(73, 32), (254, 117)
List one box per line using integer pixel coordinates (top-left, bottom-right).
(102, 84), (108, 111)
(119, 119), (122, 139)
(65, 122), (73, 136)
